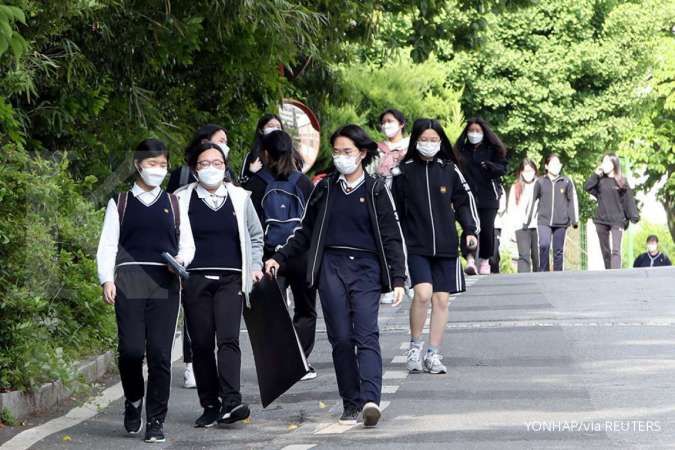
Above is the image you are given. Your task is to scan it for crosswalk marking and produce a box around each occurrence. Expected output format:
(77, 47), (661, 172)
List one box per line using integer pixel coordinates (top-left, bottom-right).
(382, 385), (399, 394)
(383, 370), (408, 380)
(314, 401), (391, 435)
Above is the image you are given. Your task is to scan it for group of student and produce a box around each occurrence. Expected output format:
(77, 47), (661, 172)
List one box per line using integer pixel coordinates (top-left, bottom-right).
(95, 109), (665, 443)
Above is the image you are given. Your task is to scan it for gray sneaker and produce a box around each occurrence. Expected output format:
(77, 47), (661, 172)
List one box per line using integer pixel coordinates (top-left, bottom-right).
(423, 351), (447, 374)
(407, 345), (423, 373)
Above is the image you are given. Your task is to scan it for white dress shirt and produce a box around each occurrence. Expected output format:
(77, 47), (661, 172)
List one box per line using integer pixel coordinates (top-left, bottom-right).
(195, 183), (228, 210)
(96, 183), (195, 285)
(338, 171), (366, 194)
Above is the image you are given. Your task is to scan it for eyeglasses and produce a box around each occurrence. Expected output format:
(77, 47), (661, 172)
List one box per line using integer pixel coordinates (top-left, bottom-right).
(197, 160), (225, 169)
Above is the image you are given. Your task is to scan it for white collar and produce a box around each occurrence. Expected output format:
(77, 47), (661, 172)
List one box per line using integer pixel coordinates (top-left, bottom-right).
(196, 183), (227, 199)
(338, 172), (366, 191)
(131, 183), (162, 198)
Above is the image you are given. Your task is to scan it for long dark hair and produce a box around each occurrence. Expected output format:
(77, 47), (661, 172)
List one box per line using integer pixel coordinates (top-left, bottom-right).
(402, 118), (458, 164)
(455, 117), (507, 160)
(262, 130), (296, 178)
(250, 113), (284, 156)
(514, 157), (538, 205)
(184, 124), (227, 163)
(330, 124), (379, 167)
(602, 153), (626, 190)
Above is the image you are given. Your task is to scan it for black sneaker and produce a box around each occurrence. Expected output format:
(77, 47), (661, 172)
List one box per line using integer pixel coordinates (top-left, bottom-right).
(217, 403), (250, 425)
(123, 399), (143, 434)
(194, 405), (221, 428)
(338, 405), (360, 425)
(144, 419), (165, 443)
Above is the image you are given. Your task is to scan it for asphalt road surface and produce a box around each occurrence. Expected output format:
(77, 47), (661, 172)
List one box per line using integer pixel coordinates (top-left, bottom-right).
(2, 266), (674, 449)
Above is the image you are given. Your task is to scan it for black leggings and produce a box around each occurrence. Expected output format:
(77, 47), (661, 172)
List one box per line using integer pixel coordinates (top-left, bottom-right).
(462, 208), (498, 260)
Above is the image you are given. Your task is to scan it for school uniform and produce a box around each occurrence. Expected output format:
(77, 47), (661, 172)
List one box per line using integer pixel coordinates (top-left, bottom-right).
(584, 174), (640, 269)
(458, 144), (507, 259)
(633, 252), (672, 268)
(507, 181), (540, 273)
(243, 172), (317, 357)
(272, 172), (406, 411)
(96, 183), (195, 424)
(175, 182), (264, 412)
(392, 157), (479, 292)
(525, 175), (579, 271)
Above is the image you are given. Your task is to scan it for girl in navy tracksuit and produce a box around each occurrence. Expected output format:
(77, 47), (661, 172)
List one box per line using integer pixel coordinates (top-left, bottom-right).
(96, 139), (195, 443)
(454, 117), (508, 275)
(584, 153), (639, 269)
(176, 142), (264, 428)
(524, 154), (579, 271)
(265, 125), (406, 428)
(392, 119), (479, 376)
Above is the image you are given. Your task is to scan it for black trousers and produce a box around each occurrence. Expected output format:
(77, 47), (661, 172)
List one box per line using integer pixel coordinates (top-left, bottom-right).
(114, 266), (180, 422)
(516, 228), (540, 273)
(183, 322), (193, 364)
(318, 250), (382, 409)
(595, 223), (623, 269)
(538, 225), (567, 271)
(489, 228), (502, 273)
(183, 272), (243, 409)
(462, 208), (498, 260)
(266, 250), (317, 358)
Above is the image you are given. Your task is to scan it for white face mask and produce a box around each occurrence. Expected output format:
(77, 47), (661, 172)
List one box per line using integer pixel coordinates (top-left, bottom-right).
(382, 122), (400, 139)
(522, 170), (536, 183)
(197, 167), (226, 188)
(601, 160), (614, 175)
(333, 154), (361, 175)
(548, 161), (562, 176)
(417, 141), (441, 158)
(467, 131), (484, 145)
(263, 127), (280, 136)
(137, 165), (167, 187)
(647, 243), (658, 253)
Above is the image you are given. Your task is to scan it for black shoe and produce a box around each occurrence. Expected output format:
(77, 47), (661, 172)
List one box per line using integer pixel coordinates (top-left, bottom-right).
(338, 405), (360, 425)
(123, 399), (143, 434)
(217, 403), (250, 425)
(144, 419), (165, 443)
(194, 405), (221, 428)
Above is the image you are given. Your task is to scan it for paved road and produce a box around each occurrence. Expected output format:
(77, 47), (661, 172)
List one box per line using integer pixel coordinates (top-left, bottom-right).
(2, 266), (674, 449)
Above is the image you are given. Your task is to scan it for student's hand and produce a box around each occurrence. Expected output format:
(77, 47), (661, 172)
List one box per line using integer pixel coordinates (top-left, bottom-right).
(102, 282), (116, 305)
(466, 234), (478, 250)
(522, 224), (529, 231)
(264, 259), (280, 277)
(392, 287), (405, 307)
(595, 166), (604, 176)
(252, 271), (264, 283)
(249, 158), (263, 174)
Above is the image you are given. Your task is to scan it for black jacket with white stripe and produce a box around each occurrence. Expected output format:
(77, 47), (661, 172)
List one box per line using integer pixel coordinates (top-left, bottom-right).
(272, 171), (407, 292)
(392, 157), (479, 258)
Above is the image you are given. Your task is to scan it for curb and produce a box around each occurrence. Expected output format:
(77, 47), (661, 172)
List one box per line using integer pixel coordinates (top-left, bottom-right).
(0, 332), (184, 421)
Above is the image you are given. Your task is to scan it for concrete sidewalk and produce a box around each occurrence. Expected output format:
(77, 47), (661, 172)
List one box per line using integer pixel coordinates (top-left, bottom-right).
(2, 267), (674, 449)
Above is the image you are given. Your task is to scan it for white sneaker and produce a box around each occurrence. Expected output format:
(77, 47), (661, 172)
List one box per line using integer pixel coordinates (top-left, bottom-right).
(407, 344), (423, 373)
(183, 363), (197, 389)
(362, 402), (381, 428)
(423, 351), (447, 374)
(300, 365), (317, 381)
(478, 258), (491, 275)
(380, 292), (394, 304)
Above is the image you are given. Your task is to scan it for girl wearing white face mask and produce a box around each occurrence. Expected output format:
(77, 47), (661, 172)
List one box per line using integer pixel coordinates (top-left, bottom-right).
(507, 158), (540, 273)
(96, 139), (195, 443)
(524, 154), (579, 272)
(240, 113), (304, 183)
(454, 117), (508, 276)
(584, 153), (639, 269)
(264, 124), (406, 428)
(174, 142), (264, 428)
(369, 109), (410, 188)
(392, 118), (479, 376)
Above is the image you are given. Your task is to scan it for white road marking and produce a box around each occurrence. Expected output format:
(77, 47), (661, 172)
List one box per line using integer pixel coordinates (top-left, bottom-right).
(281, 446), (316, 450)
(382, 385), (400, 394)
(391, 355), (407, 364)
(400, 342), (409, 350)
(383, 370), (408, 380)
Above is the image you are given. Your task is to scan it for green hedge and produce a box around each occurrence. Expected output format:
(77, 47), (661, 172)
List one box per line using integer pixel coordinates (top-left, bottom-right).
(0, 146), (115, 391)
